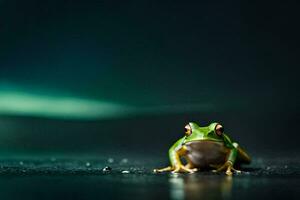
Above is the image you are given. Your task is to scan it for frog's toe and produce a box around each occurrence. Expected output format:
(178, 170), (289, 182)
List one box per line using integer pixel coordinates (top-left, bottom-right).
(153, 166), (173, 173)
(181, 168), (195, 173)
(182, 166), (196, 173)
(190, 168), (198, 172)
(232, 168), (241, 174)
(225, 166), (241, 176)
(184, 164), (198, 172)
(227, 165), (241, 175)
(226, 169), (233, 176)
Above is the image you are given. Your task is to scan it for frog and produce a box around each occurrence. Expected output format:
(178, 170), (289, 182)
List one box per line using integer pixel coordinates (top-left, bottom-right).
(154, 122), (251, 175)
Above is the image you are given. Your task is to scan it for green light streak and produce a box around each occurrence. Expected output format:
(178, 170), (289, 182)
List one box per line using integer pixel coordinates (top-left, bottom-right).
(0, 91), (130, 119)
(0, 88), (217, 120)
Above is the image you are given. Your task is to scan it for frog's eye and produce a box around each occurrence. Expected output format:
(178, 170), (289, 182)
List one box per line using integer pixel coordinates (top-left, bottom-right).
(215, 124), (224, 136)
(184, 124), (192, 136)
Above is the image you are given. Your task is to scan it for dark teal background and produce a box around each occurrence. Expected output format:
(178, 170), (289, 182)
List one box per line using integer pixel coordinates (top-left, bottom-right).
(0, 0), (298, 108)
(0, 0), (299, 155)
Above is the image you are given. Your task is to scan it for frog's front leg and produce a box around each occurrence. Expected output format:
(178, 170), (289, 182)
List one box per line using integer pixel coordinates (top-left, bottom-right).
(154, 144), (197, 173)
(170, 146), (198, 173)
(213, 143), (241, 176)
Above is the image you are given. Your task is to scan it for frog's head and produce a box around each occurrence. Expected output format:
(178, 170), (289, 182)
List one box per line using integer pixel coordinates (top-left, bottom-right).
(184, 122), (224, 142)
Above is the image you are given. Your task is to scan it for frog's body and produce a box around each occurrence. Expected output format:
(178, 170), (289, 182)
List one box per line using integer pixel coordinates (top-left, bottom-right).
(184, 140), (250, 168)
(154, 122), (251, 175)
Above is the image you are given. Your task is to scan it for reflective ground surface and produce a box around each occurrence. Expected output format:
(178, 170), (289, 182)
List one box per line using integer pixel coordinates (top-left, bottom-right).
(0, 155), (299, 200)
(0, 110), (299, 200)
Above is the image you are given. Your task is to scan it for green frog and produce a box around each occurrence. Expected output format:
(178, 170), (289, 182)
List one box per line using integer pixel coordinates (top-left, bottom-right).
(154, 122), (251, 175)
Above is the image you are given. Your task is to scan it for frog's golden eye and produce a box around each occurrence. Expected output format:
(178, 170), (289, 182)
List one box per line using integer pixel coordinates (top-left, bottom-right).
(184, 124), (192, 136)
(215, 124), (224, 136)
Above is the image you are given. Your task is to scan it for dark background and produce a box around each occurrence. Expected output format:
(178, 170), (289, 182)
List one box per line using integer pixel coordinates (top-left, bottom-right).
(0, 1), (299, 199)
(0, 0), (299, 155)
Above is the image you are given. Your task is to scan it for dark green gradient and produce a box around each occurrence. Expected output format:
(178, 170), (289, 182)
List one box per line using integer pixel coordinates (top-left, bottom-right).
(0, 0), (298, 119)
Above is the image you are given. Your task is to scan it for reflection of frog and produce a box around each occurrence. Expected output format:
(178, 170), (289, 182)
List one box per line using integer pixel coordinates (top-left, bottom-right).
(154, 122), (251, 175)
(169, 175), (233, 200)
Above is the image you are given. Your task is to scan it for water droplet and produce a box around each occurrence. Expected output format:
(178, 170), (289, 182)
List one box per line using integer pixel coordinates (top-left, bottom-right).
(102, 166), (112, 172)
(108, 158), (114, 163)
(19, 161), (24, 165)
(86, 162), (91, 167)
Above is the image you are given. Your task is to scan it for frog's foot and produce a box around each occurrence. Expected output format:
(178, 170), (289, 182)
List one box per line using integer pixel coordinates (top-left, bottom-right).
(212, 161), (241, 176)
(172, 164), (197, 173)
(154, 165), (197, 173)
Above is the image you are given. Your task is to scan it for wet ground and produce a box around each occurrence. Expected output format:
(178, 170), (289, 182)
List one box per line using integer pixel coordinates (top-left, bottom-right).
(0, 112), (299, 200)
(0, 155), (299, 200)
